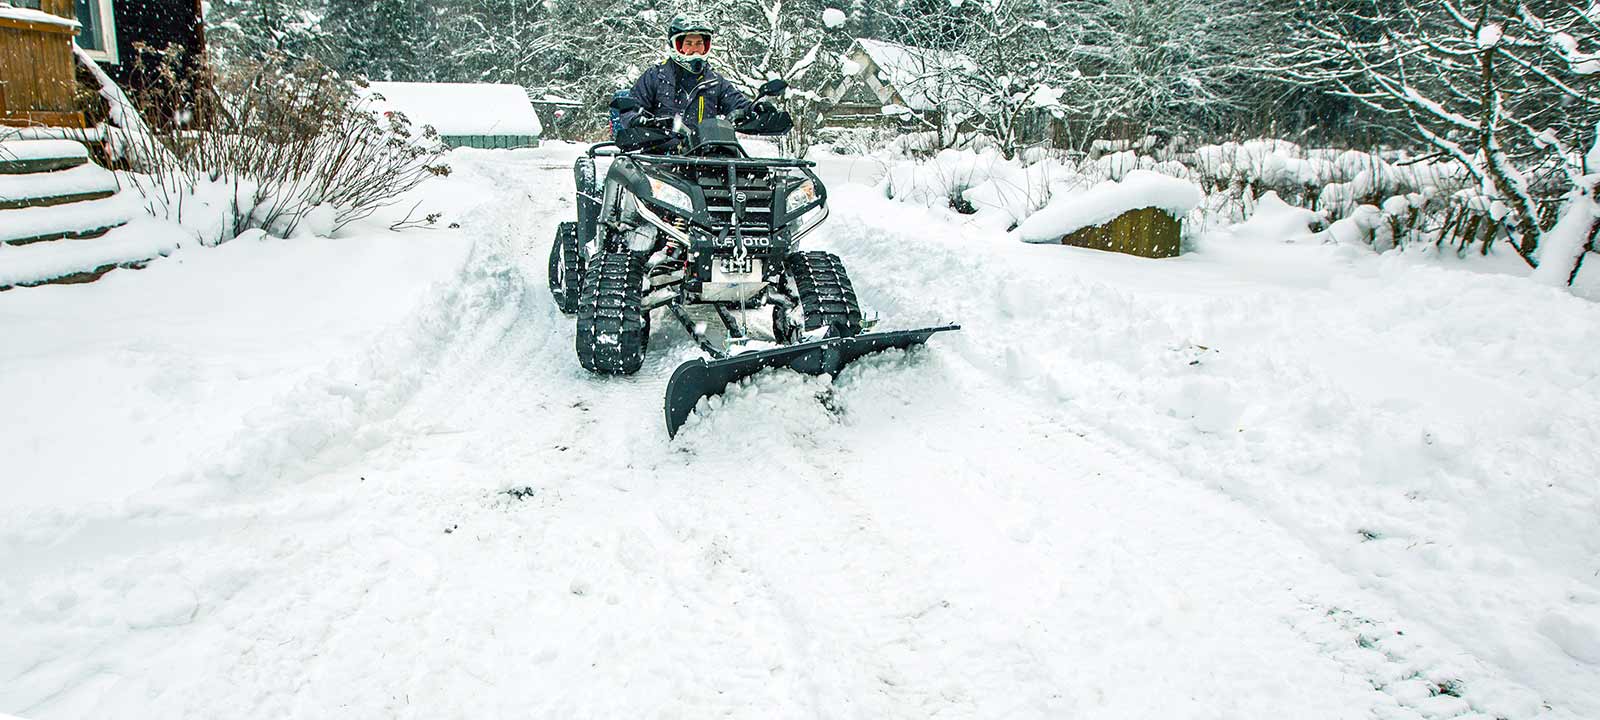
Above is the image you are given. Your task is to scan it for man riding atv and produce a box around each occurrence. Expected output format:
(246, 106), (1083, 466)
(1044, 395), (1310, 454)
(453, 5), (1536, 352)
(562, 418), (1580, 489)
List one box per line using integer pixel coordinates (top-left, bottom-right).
(548, 17), (958, 437)
(619, 15), (774, 134)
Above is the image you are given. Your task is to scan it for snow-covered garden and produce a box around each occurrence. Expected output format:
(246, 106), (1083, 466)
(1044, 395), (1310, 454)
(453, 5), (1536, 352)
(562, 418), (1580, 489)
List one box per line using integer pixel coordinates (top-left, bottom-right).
(3, 0), (1600, 717)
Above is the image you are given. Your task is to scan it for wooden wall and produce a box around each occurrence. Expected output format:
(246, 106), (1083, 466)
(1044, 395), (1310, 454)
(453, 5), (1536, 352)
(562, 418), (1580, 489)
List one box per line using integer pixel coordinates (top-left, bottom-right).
(0, 14), (80, 122)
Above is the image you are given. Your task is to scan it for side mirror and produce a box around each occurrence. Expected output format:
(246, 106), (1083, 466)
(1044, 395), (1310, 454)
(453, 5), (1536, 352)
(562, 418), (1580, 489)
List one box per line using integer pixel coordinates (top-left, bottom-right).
(758, 79), (788, 99)
(610, 96), (641, 113)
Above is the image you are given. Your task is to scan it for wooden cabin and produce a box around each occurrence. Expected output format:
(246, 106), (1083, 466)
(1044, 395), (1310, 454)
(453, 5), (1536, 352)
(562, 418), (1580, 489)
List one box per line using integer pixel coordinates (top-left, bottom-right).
(0, 0), (205, 129)
(0, 0), (82, 126)
(0, 0), (202, 290)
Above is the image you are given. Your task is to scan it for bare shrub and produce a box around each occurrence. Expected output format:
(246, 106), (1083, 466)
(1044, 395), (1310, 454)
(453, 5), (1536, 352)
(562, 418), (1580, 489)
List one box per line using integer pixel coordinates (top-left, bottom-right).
(120, 46), (449, 244)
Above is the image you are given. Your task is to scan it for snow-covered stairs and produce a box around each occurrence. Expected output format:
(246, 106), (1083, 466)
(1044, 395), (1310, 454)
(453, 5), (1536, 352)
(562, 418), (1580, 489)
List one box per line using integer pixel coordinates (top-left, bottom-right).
(0, 138), (170, 290)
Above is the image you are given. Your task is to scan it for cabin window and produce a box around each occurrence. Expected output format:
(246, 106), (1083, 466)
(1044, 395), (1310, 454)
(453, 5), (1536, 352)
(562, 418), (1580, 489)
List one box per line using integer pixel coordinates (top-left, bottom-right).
(72, 0), (118, 64)
(12, 0), (44, 9)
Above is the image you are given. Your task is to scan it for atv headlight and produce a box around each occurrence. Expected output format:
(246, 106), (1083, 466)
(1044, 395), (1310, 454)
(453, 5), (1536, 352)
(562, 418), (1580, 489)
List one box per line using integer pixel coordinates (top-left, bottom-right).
(649, 177), (693, 211)
(788, 179), (818, 206)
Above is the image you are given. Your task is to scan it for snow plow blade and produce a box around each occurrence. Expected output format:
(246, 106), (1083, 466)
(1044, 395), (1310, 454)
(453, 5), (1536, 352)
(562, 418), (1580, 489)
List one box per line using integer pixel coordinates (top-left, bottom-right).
(664, 324), (960, 438)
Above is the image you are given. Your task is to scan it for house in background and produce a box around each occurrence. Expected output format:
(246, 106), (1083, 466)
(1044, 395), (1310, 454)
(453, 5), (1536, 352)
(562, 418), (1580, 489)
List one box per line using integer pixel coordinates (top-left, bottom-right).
(364, 82), (542, 149)
(820, 37), (1069, 149)
(820, 38), (978, 130)
(0, 0), (204, 127)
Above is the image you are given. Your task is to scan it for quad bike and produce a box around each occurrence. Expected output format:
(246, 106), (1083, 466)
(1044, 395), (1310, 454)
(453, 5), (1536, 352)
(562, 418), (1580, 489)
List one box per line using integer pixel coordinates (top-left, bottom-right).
(549, 79), (958, 437)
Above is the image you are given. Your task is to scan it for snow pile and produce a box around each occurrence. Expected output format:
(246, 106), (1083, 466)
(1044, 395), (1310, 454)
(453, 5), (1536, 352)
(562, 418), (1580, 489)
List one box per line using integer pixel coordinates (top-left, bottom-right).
(1531, 185), (1600, 286)
(0, 149), (505, 507)
(881, 148), (1010, 209)
(363, 82), (543, 138)
(1014, 170), (1202, 243)
(823, 183), (1600, 718)
(1229, 190), (1325, 243)
(822, 7), (846, 28)
(880, 148), (1081, 231)
(880, 147), (1205, 238)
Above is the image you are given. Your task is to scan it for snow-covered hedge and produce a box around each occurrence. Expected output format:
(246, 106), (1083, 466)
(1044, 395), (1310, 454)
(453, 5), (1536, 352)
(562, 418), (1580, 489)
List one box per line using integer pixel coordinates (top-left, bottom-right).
(873, 136), (1596, 285)
(880, 146), (1207, 234)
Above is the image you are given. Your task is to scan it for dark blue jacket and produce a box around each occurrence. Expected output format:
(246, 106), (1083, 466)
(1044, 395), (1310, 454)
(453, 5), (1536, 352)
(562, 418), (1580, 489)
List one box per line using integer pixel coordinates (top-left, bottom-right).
(622, 61), (753, 130)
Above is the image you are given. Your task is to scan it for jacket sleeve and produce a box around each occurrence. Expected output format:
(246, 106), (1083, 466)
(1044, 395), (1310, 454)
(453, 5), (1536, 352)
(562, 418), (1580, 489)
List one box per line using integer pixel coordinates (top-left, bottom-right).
(620, 68), (658, 128)
(717, 76), (754, 117)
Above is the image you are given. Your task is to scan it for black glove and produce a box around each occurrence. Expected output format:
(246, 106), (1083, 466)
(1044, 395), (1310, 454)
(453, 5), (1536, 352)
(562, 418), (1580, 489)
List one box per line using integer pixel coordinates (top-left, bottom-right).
(753, 100), (776, 114)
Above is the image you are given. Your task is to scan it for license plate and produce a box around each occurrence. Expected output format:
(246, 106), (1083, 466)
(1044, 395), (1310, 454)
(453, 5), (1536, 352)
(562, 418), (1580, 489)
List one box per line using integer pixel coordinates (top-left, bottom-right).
(719, 255), (754, 274)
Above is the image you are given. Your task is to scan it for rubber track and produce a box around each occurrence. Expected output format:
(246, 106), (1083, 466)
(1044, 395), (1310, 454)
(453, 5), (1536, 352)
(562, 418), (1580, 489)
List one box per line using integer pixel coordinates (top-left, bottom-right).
(549, 221), (583, 314)
(576, 252), (649, 374)
(786, 251), (863, 338)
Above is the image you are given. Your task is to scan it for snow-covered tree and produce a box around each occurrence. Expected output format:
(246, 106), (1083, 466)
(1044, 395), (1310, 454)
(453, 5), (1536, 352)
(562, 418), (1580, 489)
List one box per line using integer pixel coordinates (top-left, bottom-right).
(1268, 0), (1600, 269)
(714, 0), (848, 156)
(205, 0), (331, 67)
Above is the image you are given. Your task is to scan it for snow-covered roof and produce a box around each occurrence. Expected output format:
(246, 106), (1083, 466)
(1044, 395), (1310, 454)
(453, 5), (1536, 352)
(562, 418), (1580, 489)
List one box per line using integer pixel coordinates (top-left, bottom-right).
(854, 38), (978, 112)
(0, 2), (80, 29)
(531, 93), (582, 106)
(363, 82), (542, 137)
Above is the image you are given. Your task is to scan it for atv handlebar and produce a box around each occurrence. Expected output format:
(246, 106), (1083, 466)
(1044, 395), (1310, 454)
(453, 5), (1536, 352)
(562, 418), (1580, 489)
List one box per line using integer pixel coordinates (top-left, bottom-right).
(585, 143), (818, 168)
(632, 115), (676, 130)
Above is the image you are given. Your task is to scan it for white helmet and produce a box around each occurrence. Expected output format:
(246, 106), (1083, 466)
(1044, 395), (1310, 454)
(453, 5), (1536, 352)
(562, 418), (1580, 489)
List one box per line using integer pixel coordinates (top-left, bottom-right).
(668, 14), (715, 74)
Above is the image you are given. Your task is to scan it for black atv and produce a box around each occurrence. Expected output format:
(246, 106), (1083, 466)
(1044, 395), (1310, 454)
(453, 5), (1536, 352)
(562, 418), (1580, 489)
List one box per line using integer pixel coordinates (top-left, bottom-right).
(549, 79), (957, 437)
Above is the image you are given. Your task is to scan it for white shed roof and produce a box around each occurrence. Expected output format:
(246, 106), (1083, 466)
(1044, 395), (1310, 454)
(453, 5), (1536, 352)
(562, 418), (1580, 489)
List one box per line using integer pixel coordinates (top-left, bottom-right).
(364, 82), (542, 137)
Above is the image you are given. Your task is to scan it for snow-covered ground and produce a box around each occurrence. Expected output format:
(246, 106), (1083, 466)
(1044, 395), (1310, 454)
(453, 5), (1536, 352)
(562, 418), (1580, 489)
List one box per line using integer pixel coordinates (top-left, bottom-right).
(2, 144), (1597, 719)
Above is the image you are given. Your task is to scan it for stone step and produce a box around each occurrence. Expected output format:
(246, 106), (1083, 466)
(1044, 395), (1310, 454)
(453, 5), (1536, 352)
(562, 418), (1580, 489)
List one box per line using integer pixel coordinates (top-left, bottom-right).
(0, 138), (90, 175)
(0, 221), (180, 290)
(0, 194), (134, 246)
(0, 163), (120, 210)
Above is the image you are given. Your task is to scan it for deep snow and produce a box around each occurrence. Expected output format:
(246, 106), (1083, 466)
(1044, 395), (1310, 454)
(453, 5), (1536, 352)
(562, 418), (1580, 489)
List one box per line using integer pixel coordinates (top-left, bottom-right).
(1, 144), (1597, 719)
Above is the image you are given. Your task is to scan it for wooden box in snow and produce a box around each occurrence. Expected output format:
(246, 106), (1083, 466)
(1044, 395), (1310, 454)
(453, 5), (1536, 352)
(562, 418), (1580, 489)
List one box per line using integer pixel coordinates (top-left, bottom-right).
(1015, 170), (1200, 260)
(1057, 207), (1182, 259)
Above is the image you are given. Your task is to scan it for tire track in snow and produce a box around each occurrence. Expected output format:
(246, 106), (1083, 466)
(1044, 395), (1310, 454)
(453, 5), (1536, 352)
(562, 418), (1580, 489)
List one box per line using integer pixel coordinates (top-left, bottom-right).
(2, 152), (1569, 718)
(814, 188), (1574, 720)
(332, 155), (1529, 717)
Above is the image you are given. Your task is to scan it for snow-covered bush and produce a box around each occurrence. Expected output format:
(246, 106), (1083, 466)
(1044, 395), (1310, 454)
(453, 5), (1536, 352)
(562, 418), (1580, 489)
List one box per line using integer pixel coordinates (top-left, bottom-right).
(817, 126), (902, 157)
(881, 148), (1082, 229)
(117, 50), (449, 244)
(873, 132), (1597, 277)
(1229, 190), (1325, 243)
